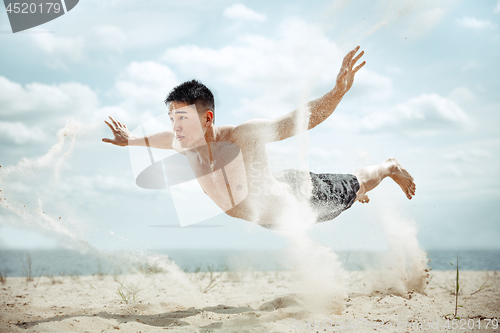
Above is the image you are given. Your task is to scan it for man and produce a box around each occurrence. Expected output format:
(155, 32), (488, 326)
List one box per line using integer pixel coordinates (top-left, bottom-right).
(103, 46), (415, 228)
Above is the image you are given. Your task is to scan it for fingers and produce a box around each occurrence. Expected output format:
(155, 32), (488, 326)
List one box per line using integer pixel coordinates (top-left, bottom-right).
(102, 138), (115, 144)
(353, 61), (366, 74)
(351, 50), (364, 67)
(109, 116), (120, 128)
(342, 46), (357, 66)
(342, 46), (364, 70)
(104, 120), (116, 131)
(336, 68), (348, 83)
(109, 116), (127, 128)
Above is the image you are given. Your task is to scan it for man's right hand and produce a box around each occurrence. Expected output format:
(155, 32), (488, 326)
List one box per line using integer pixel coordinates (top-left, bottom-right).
(102, 116), (135, 147)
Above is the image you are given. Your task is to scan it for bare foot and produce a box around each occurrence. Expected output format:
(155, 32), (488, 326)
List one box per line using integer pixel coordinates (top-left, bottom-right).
(357, 193), (370, 203)
(386, 157), (416, 199)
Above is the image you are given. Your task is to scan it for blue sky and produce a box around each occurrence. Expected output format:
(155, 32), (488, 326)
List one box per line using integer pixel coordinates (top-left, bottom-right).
(0, 0), (499, 251)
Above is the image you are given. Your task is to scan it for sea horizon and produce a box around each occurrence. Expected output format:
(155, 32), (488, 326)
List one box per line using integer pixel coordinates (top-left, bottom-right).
(1, 248), (499, 277)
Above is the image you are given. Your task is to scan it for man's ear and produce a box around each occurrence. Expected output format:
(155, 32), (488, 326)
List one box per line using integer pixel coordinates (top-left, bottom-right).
(204, 110), (214, 125)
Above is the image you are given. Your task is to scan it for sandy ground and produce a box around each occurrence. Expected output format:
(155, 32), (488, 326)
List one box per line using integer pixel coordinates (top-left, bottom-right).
(0, 270), (499, 333)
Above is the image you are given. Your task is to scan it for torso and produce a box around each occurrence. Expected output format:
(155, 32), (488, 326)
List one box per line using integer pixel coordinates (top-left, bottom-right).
(173, 125), (295, 226)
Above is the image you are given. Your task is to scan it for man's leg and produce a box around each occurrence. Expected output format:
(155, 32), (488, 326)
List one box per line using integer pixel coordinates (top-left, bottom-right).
(353, 157), (416, 203)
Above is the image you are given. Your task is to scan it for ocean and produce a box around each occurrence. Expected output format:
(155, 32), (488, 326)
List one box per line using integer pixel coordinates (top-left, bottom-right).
(0, 249), (498, 277)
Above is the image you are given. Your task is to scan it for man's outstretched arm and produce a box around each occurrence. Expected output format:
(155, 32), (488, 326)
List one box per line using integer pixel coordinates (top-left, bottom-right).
(231, 46), (365, 145)
(102, 116), (175, 149)
(306, 45), (365, 131)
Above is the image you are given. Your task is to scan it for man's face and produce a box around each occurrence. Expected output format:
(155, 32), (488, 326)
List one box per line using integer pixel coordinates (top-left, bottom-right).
(168, 101), (206, 149)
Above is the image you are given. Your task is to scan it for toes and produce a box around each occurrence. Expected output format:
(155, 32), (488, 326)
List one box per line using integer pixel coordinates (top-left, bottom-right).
(407, 185), (415, 195)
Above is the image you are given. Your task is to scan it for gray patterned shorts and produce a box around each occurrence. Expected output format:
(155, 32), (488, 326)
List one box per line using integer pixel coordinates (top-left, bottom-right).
(272, 169), (360, 224)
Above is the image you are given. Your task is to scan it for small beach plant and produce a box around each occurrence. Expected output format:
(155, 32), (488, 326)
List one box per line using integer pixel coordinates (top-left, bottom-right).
(471, 275), (492, 296)
(137, 262), (165, 275)
(93, 260), (105, 280)
(0, 268), (7, 284)
(202, 264), (218, 293)
(22, 252), (34, 282)
(22, 252), (44, 286)
(445, 254), (461, 320)
(116, 281), (141, 303)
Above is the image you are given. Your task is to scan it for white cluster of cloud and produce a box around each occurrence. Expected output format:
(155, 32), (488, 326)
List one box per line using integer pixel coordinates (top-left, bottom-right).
(438, 146), (495, 179)
(113, 61), (178, 113)
(330, 93), (474, 137)
(444, 148), (492, 163)
(0, 59), (180, 146)
(163, 18), (343, 91)
(223, 4), (266, 22)
(61, 174), (138, 197)
(162, 18), (393, 118)
(0, 121), (46, 144)
(0, 76), (99, 144)
(359, 93), (473, 135)
(495, 0), (500, 13)
(97, 61), (179, 127)
(30, 33), (85, 68)
(0, 76), (98, 119)
(91, 25), (128, 52)
(457, 16), (497, 30)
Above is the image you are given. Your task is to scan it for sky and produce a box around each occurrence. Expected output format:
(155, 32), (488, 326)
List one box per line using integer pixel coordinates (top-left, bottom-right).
(0, 0), (499, 252)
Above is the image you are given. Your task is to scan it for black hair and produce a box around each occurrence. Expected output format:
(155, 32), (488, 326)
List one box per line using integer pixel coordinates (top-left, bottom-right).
(165, 80), (215, 123)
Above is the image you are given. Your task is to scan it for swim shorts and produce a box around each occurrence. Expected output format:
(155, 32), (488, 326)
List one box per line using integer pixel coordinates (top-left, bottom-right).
(273, 169), (360, 223)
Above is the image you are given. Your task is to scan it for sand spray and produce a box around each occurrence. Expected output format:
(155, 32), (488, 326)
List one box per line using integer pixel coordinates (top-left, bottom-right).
(368, 202), (429, 296)
(269, 0), (455, 314)
(0, 119), (197, 298)
(267, 100), (349, 314)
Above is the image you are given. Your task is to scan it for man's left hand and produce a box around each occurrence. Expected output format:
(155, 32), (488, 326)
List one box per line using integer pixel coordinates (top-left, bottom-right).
(336, 46), (366, 95)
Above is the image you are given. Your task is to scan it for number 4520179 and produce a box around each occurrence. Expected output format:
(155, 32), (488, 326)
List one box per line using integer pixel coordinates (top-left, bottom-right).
(6, 2), (62, 14)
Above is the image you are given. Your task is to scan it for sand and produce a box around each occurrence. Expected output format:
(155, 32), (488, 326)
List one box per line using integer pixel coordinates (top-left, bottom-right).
(0, 270), (499, 333)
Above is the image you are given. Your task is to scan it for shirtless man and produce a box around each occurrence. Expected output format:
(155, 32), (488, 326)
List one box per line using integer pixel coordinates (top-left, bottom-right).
(103, 46), (416, 228)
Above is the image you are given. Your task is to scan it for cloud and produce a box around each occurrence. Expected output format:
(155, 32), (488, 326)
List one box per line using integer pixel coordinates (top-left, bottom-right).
(438, 147), (495, 178)
(223, 4), (266, 22)
(111, 61), (178, 114)
(0, 76), (99, 123)
(30, 33), (85, 68)
(443, 149), (492, 162)
(457, 16), (497, 30)
(59, 174), (138, 197)
(162, 19), (391, 118)
(495, 1), (500, 13)
(398, 7), (446, 40)
(163, 19), (341, 90)
(448, 87), (475, 104)
(92, 25), (128, 51)
(0, 121), (47, 144)
(347, 69), (393, 101)
(357, 94), (473, 135)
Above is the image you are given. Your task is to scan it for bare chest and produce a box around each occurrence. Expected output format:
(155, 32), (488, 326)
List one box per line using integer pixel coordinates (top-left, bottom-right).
(188, 143), (250, 212)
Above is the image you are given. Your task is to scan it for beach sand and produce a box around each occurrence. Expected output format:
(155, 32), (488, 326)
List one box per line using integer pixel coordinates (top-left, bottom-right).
(1, 270), (498, 332)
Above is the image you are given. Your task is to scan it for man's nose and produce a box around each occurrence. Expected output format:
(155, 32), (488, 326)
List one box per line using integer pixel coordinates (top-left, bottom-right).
(172, 121), (181, 132)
